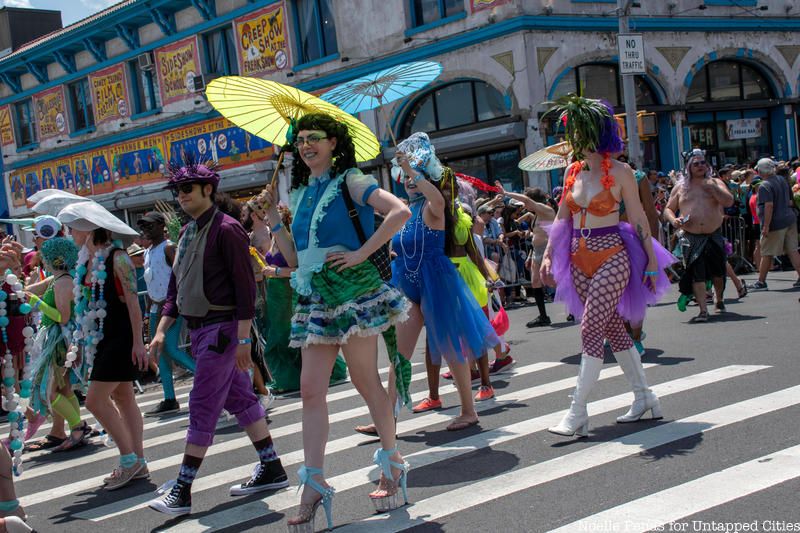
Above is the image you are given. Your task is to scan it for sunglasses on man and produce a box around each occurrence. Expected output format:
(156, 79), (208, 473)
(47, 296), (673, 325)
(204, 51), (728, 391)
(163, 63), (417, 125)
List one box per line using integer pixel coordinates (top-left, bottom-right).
(170, 182), (198, 195)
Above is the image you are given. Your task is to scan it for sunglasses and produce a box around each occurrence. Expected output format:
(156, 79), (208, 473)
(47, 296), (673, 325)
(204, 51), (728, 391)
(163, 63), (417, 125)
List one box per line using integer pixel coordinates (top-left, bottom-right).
(294, 134), (327, 149)
(171, 183), (197, 194)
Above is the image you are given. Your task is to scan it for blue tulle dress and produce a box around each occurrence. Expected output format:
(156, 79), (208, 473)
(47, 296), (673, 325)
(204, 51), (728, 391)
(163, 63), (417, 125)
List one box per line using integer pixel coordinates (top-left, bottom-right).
(391, 198), (499, 365)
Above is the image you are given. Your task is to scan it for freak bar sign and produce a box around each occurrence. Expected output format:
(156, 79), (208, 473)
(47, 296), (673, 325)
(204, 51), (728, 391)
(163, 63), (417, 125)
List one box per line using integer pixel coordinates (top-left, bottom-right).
(618, 34), (646, 75)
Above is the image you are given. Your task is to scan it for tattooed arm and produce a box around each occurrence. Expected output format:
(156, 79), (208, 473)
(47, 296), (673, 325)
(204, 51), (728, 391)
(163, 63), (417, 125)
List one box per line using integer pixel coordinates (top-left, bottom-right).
(114, 251), (148, 370)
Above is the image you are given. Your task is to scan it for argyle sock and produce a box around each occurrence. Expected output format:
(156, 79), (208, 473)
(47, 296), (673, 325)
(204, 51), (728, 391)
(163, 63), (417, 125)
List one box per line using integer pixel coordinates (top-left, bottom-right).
(253, 436), (278, 463)
(177, 454), (203, 487)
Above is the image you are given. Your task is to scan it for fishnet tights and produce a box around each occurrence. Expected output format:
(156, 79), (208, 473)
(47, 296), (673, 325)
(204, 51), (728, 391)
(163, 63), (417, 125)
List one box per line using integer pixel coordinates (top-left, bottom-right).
(570, 234), (634, 358)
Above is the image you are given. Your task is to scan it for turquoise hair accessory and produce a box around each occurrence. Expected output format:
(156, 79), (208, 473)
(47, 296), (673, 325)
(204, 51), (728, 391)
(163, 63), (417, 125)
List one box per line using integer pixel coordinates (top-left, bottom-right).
(285, 118), (299, 147)
(41, 237), (79, 272)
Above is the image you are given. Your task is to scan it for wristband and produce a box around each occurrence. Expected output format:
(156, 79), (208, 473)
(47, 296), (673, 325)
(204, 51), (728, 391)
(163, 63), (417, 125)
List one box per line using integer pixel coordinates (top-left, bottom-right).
(270, 222), (283, 234)
(644, 271), (658, 276)
(275, 266), (282, 277)
(412, 172), (425, 183)
(238, 338), (252, 345)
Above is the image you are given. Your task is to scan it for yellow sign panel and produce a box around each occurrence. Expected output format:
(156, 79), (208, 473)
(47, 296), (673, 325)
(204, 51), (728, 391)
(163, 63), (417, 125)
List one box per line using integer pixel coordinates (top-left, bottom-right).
(234, 2), (291, 77)
(33, 86), (68, 140)
(0, 105), (14, 146)
(90, 64), (131, 124)
(155, 36), (201, 105)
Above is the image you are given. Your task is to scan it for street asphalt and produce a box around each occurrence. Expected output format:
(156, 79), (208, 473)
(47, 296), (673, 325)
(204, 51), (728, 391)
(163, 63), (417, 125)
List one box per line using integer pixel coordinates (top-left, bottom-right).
(7, 271), (799, 533)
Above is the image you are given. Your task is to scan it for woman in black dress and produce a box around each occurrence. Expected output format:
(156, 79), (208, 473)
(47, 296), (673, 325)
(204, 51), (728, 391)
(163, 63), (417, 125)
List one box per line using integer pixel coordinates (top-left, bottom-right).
(59, 201), (148, 491)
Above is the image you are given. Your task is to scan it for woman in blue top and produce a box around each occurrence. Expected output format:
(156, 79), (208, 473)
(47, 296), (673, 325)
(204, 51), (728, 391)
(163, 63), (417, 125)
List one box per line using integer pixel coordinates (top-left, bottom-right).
(258, 113), (412, 531)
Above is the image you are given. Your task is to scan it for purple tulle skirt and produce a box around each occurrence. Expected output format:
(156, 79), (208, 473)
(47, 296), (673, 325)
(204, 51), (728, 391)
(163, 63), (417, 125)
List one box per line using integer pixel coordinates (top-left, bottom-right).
(547, 219), (677, 323)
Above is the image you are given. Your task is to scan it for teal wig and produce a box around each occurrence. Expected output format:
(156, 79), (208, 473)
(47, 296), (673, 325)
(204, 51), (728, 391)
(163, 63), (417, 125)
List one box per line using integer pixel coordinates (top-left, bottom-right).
(41, 237), (79, 273)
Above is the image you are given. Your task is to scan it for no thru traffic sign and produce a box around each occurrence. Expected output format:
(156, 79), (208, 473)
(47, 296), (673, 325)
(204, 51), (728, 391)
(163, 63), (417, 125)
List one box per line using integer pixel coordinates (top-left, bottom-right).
(618, 34), (645, 75)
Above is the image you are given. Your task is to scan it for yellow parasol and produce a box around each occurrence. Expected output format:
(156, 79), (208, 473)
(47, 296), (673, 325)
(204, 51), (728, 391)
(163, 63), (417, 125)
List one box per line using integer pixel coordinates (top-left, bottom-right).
(518, 141), (573, 172)
(206, 77), (381, 186)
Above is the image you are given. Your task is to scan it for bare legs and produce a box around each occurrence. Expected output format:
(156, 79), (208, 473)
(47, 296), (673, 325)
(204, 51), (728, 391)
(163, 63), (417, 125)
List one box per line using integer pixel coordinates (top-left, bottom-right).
(85, 381), (141, 457)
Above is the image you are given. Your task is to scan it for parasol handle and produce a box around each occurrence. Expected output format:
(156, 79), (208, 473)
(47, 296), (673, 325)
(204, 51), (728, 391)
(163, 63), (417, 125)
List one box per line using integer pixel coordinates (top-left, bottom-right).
(269, 149), (286, 189)
(377, 99), (399, 147)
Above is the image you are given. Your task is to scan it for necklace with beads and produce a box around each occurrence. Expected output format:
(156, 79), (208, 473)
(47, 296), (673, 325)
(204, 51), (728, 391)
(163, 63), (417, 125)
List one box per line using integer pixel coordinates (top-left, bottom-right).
(0, 269), (34, 476)
(400, 199), (426, 275)
(65, 245), (110, 376)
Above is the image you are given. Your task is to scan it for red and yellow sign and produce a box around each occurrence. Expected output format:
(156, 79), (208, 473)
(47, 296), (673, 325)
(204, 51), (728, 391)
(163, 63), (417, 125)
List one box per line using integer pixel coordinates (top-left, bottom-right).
(0, 105), (14, 146)
(470, 0), (511, 11)
(33, 86), (68, 140)
(7, 170), (26, 207)
(89, 64), (131, 124)
(154, 36), (201, 106)
(71, 155), (93, 196)
(108, 134), (167, 188)
(234, 3), (291, 77)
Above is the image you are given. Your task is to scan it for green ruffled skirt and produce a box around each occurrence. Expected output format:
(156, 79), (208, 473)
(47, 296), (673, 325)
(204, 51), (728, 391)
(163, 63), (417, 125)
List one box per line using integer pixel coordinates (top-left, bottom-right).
(290, 261), (409, 348)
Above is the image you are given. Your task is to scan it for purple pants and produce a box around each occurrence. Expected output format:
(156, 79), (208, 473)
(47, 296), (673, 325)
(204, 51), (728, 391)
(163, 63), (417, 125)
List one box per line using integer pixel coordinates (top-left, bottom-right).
(186, 320), (264, 447)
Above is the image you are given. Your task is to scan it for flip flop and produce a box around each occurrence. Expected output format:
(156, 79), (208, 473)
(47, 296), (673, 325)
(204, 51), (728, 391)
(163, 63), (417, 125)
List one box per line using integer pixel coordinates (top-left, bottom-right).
(689, 312), (709, 323)
(446, 418), (479, 431)
(25, 434), (66, 451)
(354, 424), (379, 437)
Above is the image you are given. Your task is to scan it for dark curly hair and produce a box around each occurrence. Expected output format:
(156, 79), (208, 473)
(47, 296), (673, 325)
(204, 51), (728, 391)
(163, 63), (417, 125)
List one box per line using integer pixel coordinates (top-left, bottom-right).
(290, 113), (358, 190)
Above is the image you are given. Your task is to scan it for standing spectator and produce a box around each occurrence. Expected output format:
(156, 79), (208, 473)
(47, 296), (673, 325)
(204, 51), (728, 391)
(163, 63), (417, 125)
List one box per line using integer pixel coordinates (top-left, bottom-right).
(750, 158), (800, 290)
(478, 203), (504, 264)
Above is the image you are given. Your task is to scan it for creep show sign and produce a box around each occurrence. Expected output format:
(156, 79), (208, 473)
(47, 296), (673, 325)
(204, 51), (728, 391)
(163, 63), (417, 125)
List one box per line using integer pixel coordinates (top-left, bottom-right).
(33, 86), (68, 140)
(89, 64), (130, 124)
(155, 36), (201, 105)
(234, 2), (291, 77)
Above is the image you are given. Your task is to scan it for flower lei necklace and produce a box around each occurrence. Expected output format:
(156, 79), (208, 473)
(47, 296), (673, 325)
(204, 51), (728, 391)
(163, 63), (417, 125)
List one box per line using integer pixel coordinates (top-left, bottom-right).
(0, 269), (33, 476)
(564, 154), (615, 192)
(65, 245), (110, 376)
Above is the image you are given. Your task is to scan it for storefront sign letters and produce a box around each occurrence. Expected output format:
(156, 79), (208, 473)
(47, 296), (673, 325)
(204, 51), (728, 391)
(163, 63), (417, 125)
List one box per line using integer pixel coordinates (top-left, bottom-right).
(726, 118), (762, 140)
(234, 3), (291, 77)
(155, 36), (201, 105)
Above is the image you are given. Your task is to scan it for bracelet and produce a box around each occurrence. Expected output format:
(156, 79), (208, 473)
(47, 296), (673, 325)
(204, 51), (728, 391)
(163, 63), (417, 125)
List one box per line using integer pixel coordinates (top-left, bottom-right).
(644, 271), (658, 276)
(275, 266), (282, 277)
(412, 172), (425, 183)
(238, 338), (252, 345)
(270, 222), (283, 233)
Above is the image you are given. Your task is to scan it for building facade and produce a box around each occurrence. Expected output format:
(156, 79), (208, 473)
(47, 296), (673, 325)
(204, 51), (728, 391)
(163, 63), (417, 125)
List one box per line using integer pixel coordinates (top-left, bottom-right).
(1, 0), (799, 229)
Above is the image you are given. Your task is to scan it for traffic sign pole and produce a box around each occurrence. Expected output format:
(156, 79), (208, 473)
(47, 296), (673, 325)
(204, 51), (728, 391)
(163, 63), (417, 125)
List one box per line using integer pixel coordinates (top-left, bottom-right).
(618, 0), (642, 169)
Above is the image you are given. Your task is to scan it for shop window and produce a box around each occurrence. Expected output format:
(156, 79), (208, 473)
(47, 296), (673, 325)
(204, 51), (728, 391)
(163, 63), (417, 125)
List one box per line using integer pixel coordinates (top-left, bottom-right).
(67, 78), (95, 133)
(402, 80), (510, 137)
(448, 148), (524, 191)
(294, 0), (338, 64)
(13, 99), (37, 147)
(551, 63), (657, 108)
(410, 0), (465, 28)
(688, 111), (771, 166)
(203, 26), (238, 76)
(128, 58), (160, 115)
(687, 60), (774, 103)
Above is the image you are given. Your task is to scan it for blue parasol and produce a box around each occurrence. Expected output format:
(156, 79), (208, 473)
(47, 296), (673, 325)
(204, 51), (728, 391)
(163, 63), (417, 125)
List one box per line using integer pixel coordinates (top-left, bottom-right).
(321, 61), (443, 145)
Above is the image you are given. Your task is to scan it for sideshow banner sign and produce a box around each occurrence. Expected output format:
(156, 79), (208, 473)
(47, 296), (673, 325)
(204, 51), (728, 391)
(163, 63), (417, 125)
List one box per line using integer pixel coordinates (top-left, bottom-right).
(39, 162), (61, 190)
(234, 3), (291, 77)
(0, 105), (14, 146)
(109, 134), (166, 188)
(155, 36), (201, 105)
(164, 117), (273, 170)
(23, 167), (40, 199)
(72, 155), (93, 196)
(7, 171), (25, 207)
(88, 148), (113, 195)
(471, 0), (511, 11)
(55, 157), (77, 194)
(33, 86), (68, 140)
(90, 64), (131, 124)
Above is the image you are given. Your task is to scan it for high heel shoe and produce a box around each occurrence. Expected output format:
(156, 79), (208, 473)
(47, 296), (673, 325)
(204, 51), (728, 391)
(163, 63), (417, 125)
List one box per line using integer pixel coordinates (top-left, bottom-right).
(370, 447), (410, 512)
(614, 347), (663, 423)
(287, 465), (335, 532)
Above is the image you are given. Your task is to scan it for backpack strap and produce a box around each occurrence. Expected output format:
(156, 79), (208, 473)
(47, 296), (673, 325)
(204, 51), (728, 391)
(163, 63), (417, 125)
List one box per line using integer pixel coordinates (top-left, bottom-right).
(340, 171), (369, 246)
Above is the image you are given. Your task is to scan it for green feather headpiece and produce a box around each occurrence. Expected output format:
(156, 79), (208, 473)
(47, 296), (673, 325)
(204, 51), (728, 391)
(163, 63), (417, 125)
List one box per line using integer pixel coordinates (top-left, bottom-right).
(542, 94), (624, 161)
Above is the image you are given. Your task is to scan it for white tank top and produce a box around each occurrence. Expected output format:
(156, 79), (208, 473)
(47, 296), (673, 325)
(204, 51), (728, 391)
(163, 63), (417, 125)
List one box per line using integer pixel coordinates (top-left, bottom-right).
(143, 240), (172, 303)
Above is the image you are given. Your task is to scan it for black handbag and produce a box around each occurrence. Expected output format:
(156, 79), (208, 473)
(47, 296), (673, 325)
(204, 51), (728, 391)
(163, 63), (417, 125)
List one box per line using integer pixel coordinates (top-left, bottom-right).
(340, 175), (393, 282)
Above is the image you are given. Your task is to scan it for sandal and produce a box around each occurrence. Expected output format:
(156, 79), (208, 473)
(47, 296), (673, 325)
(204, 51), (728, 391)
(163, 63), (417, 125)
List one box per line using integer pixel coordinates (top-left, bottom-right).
(446, 416), (479, 431)
(354, 424), (379, 437)
(53, 422), (92, 452)
(737, 285), (747, 298)
(25, 434), (65, 451)
(689, 311), (709, 323)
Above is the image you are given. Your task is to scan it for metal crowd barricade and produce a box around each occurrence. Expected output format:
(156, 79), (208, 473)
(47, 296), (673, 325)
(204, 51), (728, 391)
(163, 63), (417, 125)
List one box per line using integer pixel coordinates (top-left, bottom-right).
(721, 216), (755, 273)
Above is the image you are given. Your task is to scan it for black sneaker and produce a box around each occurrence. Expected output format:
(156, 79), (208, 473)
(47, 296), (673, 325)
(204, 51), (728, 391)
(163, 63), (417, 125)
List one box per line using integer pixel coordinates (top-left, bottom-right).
(229, 459), (289, 496)
(148, 482), (191, 516)
(146, 399), (180, 417)
(526, 315), (551, 328)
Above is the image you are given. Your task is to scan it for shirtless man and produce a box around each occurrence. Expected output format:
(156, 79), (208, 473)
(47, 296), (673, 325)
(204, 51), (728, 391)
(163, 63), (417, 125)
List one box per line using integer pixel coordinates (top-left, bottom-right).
(663, 150), (734, 322)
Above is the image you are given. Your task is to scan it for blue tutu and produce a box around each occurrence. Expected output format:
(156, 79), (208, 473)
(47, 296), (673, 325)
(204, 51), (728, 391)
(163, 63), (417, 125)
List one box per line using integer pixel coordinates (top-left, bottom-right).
(392, 201), (499, 365)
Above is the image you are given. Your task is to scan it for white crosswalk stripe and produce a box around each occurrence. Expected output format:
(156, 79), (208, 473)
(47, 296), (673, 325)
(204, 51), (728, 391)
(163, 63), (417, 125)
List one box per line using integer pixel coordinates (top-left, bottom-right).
(14, 359), (800, 533)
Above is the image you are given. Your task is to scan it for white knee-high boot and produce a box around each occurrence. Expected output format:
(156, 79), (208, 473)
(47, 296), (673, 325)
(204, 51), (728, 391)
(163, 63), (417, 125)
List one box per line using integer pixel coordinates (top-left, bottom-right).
(548, 354), (603, 437)
(615, 346), (662, 423)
